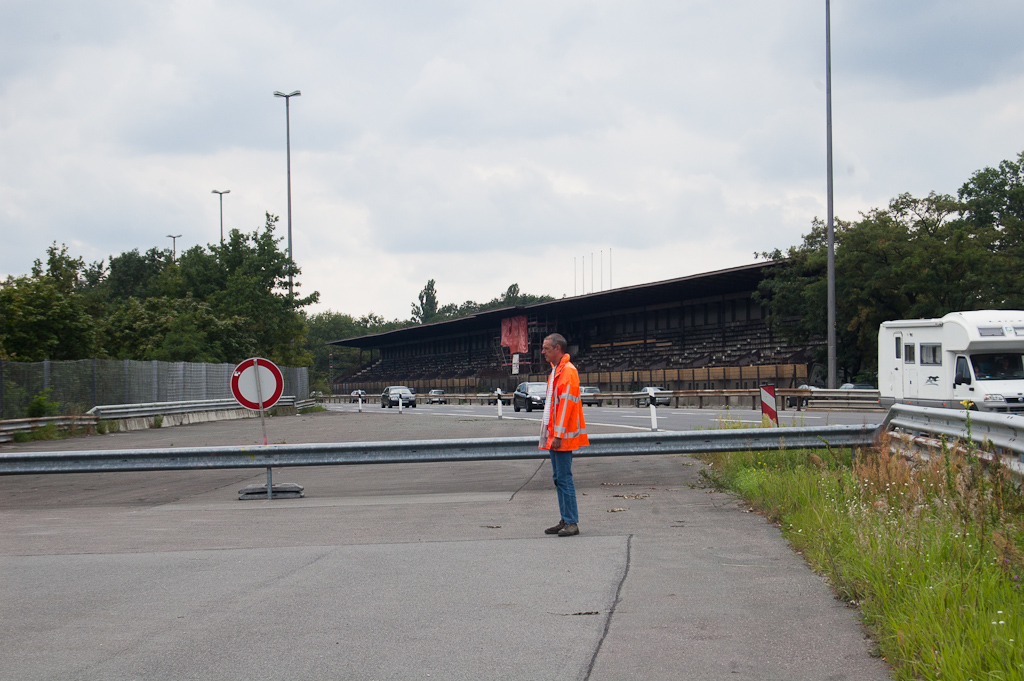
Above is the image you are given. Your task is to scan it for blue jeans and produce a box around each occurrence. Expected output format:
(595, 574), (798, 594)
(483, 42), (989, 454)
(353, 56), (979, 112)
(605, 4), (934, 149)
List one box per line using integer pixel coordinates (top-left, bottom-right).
(550, 449), (578, 524)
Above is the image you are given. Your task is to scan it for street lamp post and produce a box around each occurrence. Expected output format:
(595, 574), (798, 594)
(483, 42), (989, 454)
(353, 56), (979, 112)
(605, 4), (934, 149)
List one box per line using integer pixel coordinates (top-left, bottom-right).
(273, 89), (301, 298)
(825, 0), (837, 388)
(212, 189), (230, 245)
(167, 234), (182, 262)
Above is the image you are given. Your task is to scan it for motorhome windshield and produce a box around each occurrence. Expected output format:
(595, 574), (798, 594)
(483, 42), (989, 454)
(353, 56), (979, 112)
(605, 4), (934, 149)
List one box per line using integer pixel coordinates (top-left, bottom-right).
(970, 354), (1024, 380)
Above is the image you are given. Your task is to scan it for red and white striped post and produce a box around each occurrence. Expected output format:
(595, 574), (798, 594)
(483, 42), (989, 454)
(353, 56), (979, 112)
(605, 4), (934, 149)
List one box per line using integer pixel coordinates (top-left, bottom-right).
(760, 384), (778, 426)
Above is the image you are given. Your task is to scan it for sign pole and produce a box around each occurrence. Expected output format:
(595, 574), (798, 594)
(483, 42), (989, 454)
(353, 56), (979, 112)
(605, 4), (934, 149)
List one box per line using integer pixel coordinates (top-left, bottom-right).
(231, 357), (299, 501)
(253, 358), (271, 500)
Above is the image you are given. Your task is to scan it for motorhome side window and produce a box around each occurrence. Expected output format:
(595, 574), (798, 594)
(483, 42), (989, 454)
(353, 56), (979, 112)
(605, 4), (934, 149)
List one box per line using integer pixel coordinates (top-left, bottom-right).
(904, 343), (916, 364)
(955, 356), (971, 384)
(895, 337), (902, 359)
(920, 344), (941, 365)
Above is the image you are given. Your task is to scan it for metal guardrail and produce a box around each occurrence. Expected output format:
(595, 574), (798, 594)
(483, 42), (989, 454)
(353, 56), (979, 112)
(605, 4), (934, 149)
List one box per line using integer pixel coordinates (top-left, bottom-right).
(331, 390), (811, 410)
(0, 416), (98, 444)
(880, 404), (1024, 476)
(0, 425), (877, 475)
(86, 397), (301, 419)
(3, 403), (1021, 478)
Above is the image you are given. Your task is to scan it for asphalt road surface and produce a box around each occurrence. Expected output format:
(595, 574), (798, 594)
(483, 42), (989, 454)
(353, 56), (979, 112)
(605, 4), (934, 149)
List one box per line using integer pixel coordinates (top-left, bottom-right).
(1, 410), (891, 681)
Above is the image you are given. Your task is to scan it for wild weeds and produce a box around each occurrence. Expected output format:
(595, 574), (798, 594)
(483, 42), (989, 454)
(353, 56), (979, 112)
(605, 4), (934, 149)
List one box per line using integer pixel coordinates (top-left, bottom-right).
(698, 432), (1024, 681)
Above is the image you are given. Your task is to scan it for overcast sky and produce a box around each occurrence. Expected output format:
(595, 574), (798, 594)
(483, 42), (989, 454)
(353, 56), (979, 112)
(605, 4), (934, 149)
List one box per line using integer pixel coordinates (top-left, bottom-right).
(3, 1), (1024, 320)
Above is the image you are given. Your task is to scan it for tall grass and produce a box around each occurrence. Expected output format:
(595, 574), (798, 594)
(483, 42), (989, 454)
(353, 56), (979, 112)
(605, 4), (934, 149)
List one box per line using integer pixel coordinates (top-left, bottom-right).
(699, 434), (1024, 680)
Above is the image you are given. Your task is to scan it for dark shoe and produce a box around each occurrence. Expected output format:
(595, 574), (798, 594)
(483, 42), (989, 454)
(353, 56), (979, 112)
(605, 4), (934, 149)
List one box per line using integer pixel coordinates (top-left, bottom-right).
(557, 523), (579, 537)
(544, 520), (566, 535)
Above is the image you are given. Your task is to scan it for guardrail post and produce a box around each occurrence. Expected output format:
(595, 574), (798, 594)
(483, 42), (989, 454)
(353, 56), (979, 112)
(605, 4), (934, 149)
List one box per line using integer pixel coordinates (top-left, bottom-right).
(91, 359), (98, 410)
(123, 359), (130, 404)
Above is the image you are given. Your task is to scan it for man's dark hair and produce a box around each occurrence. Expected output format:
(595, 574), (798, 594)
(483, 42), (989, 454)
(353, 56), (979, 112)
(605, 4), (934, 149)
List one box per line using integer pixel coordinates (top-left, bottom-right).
(544, 333), (568, 351)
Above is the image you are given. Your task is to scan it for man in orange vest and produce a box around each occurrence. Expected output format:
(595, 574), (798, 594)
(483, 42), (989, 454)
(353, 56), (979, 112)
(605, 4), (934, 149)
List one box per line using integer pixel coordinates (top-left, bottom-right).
(539, 333), (589, 537)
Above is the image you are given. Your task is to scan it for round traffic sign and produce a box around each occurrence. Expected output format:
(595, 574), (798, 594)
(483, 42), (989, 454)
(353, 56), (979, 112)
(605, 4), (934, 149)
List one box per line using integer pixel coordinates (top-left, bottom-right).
(231, 358), (284, 411)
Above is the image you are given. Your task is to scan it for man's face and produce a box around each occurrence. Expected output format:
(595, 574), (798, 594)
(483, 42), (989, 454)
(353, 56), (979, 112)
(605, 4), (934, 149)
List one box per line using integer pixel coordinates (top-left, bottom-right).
(541, 339), (562, 364)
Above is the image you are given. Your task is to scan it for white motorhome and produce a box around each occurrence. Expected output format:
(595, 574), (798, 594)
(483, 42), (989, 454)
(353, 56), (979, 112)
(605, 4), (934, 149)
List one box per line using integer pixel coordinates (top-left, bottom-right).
(878, 310), (1024, 412)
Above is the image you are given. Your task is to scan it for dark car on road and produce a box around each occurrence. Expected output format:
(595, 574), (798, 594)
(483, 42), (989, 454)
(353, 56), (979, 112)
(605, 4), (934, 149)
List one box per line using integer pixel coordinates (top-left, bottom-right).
(580, 386), (602, 407)
(513, 382), (547, 412)
(381, 386), (416, 408)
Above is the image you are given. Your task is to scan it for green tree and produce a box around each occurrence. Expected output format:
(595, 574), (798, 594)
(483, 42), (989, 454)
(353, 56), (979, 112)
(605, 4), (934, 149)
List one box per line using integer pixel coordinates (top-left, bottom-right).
(756, 184), (1011, 381)
(411, 279), (441, 324)
(958, 150), (1024, 307)
(0, 243), (98, 360)
(100, 295), (251, 362)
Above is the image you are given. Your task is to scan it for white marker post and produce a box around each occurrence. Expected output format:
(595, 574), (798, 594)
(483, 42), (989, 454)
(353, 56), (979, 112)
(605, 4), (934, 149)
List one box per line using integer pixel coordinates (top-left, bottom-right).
(649, 395), (658, 432)
(398, 391), (404, 414)
(496, 389), (503, 420)
(358, 394), (363, 412)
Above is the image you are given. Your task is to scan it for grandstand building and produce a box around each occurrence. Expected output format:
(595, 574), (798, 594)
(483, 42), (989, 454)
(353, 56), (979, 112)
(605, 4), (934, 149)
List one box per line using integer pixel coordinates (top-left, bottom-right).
(330, 262), (812, 395)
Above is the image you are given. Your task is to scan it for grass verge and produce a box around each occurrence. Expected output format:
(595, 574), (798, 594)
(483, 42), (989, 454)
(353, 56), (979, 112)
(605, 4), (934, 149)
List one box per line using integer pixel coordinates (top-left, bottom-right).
(697, 434), (1024, 680)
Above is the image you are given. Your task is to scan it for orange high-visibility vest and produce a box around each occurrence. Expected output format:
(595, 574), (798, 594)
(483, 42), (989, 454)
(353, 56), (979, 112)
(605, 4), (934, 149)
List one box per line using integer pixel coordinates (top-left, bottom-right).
(539, 353), (590, 451)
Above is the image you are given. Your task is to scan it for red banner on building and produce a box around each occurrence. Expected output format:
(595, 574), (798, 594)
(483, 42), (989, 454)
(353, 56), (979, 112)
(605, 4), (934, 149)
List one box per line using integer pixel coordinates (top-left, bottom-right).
(500, 316), (529, 355)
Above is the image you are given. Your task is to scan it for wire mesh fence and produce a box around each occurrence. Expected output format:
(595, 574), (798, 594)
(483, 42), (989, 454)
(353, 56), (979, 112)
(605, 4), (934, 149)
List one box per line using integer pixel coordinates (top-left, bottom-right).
(0, 359), (309, 419)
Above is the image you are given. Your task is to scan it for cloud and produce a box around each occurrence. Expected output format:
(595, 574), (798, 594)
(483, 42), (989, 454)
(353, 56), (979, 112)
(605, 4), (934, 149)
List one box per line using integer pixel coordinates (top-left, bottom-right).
(2, 1), (1024, 321)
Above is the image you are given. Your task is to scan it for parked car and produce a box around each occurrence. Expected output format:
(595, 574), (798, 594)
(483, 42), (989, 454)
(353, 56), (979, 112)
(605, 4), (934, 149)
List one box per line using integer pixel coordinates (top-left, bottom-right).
(487, 389), (512, 405)
(840, 383), (876, 390)
(349, 389), (367, 403)
(787, 384), (822, 408)
(381, 386), (416, 408)
(635, 386), (671, 407)
(580, 386), (602, 407)
(513, 382), (548, 412)
(427, 389), (447, 404)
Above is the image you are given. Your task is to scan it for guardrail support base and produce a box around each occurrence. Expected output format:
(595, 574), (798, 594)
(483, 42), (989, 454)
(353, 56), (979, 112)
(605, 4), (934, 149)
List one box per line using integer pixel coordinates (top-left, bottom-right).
(238, 482), (305, 500)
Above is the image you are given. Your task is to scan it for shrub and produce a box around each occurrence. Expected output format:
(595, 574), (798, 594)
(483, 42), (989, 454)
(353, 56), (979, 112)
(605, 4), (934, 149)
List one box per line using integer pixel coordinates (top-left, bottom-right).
(26, 389), (59, 418)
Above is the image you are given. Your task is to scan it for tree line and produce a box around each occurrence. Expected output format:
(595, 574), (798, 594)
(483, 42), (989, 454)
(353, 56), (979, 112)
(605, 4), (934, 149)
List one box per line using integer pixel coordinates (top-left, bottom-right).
(0, 212), (553, 392)
(756, 150), (1024, 383)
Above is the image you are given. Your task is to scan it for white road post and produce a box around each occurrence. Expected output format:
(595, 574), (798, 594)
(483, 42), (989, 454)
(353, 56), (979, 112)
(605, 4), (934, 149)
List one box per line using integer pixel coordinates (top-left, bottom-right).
(496, 389), (503, 420)
(398, 392), (404, 414)
(648, 390), (659, 432)
(358, 395), (362, 412)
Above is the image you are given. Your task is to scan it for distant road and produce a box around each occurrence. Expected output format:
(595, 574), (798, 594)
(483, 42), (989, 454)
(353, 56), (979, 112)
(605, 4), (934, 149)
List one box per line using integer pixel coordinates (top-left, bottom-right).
(329, 400), (885, 431)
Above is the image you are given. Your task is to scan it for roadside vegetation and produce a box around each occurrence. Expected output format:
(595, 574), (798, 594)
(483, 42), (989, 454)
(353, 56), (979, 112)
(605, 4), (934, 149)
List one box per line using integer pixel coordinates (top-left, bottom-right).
(756, 150), (1024, 384)
(698, 427), (1024, 680)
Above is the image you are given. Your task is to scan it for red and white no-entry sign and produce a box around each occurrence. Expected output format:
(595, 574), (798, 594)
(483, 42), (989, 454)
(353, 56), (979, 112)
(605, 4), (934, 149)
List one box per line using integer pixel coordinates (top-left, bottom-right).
(760, 384), (778, 426)
(231, 358), (284, 411)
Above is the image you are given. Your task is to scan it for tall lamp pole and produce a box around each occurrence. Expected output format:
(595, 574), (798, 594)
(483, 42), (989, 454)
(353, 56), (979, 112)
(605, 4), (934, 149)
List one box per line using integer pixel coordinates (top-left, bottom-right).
(167, 234), (182, 262)
(212, 189), (230, 245)
(273, 90), (301, 298)
(825, 0), (837, 389)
